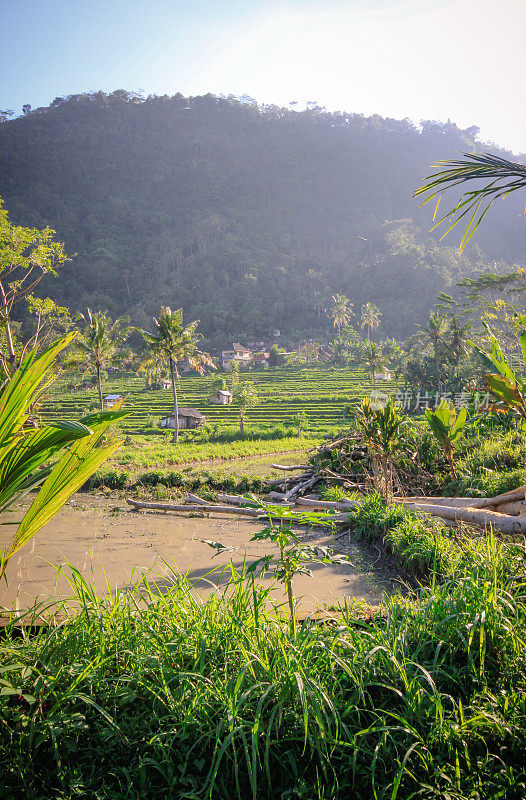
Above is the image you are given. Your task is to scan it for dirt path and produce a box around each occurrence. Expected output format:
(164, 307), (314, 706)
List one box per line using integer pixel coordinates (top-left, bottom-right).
(1, 494), (401, 619)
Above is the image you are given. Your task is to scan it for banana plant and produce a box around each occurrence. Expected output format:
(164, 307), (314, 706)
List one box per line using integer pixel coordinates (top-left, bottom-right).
(0, 332), (127, 581)
(469, 316), (526, 428)
(424, 400), (467, 479)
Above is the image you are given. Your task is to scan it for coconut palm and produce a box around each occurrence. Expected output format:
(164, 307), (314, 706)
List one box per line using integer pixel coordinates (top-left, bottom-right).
(360, 302), (382, 342)
(415, 152), (526, 251)
(141, 307), (214, 443)
(327, 294), (354, 339)
(76, 309), (132, 410)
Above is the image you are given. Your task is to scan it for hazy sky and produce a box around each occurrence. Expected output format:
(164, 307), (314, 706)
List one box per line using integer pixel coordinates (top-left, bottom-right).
(2, 0), (526, 153)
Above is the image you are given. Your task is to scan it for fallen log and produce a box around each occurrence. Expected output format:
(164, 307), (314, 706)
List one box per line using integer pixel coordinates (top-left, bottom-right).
(469, 490), (525, 510)
(264, 472), (311, 487)
(488, 501), (526, 516)
(270, 463), (310, 471)
(127, 498), (350, 525)
(403, 497), (486, 508)
(128, 499), (260, 517)
(296, 497), (360, 511)
(401, 501), (526, 534)
(217, 493), (297, 509)
(184, 494), (210, 505)
(268, 491), (288, 501)
(284, 473), (318, 502)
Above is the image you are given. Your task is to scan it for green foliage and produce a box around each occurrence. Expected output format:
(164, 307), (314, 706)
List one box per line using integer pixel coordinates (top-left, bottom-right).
(357, 396), (409, 499)
(470, 316), (526, 427)
(268, 343), (286, 367)
(425, 399), (467, 478)
(141, 306), (214, 443)
(0, 197), (70, 377)
(0, 98), (521, 345)
(416, 151), (526, 251)
(291, 410), (307, 436)
(1, 528), (524, 799)
(74, 308), (133, 409)
(236, 381), (258, 434)
(0, 333), (127, 579)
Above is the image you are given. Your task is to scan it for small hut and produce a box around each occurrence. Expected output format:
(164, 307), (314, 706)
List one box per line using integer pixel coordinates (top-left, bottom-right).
(159, 408), (205, 430)
(161, 378), (172, 390)
(209, 389), (233, 405)
(103, 394), (124, 409)
(374, 368), (392, 381)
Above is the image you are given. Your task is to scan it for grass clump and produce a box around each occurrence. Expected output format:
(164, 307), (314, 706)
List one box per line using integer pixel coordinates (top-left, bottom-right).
(347, 494), (464, 578)
(1, 535), (525, 799)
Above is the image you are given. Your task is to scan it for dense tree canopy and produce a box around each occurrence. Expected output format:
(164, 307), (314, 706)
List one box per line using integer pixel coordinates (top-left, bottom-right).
(0, 90), (524, 349)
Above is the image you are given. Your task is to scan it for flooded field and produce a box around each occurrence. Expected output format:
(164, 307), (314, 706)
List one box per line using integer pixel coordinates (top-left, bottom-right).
(1, 494), (402, 619)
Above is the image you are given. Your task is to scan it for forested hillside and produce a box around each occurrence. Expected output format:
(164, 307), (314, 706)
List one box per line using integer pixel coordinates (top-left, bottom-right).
(1, 90), (524, 345)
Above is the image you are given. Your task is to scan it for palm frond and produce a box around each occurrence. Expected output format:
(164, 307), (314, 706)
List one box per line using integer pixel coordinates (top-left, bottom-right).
(415, 152), (526, 251)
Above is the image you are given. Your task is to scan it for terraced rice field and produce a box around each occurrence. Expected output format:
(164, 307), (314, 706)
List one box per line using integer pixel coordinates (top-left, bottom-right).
(41, 366), (396, 437)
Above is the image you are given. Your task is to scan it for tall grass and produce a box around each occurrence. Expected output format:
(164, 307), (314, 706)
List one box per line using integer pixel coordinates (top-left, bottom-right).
(1, 531), (525, 799)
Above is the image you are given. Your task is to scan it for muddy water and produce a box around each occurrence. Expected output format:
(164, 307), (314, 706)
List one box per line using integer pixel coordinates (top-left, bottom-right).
(1, 495), (400, 618)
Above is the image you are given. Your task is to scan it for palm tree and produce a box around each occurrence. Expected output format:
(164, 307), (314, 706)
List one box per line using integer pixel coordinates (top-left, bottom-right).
(141, 307), (214, 443)
(327, 294), (354, 340)
(76, 309), (132, 410)
(361, 342), (386, 389)
(415, 152), (526, 251)
(360, 302), (382, 342)
(409, 312), (448, 374)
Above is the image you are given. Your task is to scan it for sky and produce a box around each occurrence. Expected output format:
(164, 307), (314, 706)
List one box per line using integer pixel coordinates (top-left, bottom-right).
(2, 0), (526, 153)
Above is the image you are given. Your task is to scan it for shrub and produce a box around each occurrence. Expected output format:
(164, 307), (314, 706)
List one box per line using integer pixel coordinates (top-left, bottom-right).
(88, 470), (129, 489)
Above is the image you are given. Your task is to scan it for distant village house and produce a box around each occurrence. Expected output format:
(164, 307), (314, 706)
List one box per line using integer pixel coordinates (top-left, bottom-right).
(159, 408), (205, 430)
(221, 343), (253, 369)
(209, 389), (233, 405)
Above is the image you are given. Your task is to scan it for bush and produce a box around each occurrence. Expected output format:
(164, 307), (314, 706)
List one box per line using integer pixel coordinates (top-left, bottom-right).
(88, 470), (129, 489)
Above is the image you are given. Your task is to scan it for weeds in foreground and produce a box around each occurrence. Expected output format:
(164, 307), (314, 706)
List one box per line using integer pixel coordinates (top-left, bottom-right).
(1, 527), (525, 800)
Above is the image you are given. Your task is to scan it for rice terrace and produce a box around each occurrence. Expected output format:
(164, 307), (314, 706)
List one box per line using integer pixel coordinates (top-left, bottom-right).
(2, 7), (526, 799)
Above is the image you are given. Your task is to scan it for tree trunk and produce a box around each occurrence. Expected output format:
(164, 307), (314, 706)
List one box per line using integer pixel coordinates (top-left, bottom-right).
(96, 363), (103, 410)
(0, 281), (17, 374)
(170, 357), (179, 444)
(240, 411), (244, 435)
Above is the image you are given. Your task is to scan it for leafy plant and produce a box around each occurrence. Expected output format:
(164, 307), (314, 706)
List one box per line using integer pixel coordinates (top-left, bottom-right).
(470, 315), (526, 429)
(357, 396), (409, 499)
(424, 399), (467, 478)
(291, 410), (307, 436)
(206, 505), (347, 637)
(0, 333), (127, 580)
(236, 381), (257, 434)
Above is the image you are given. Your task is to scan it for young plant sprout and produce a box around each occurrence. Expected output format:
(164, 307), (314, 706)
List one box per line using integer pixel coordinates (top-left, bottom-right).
(204, 504), (348, 637)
